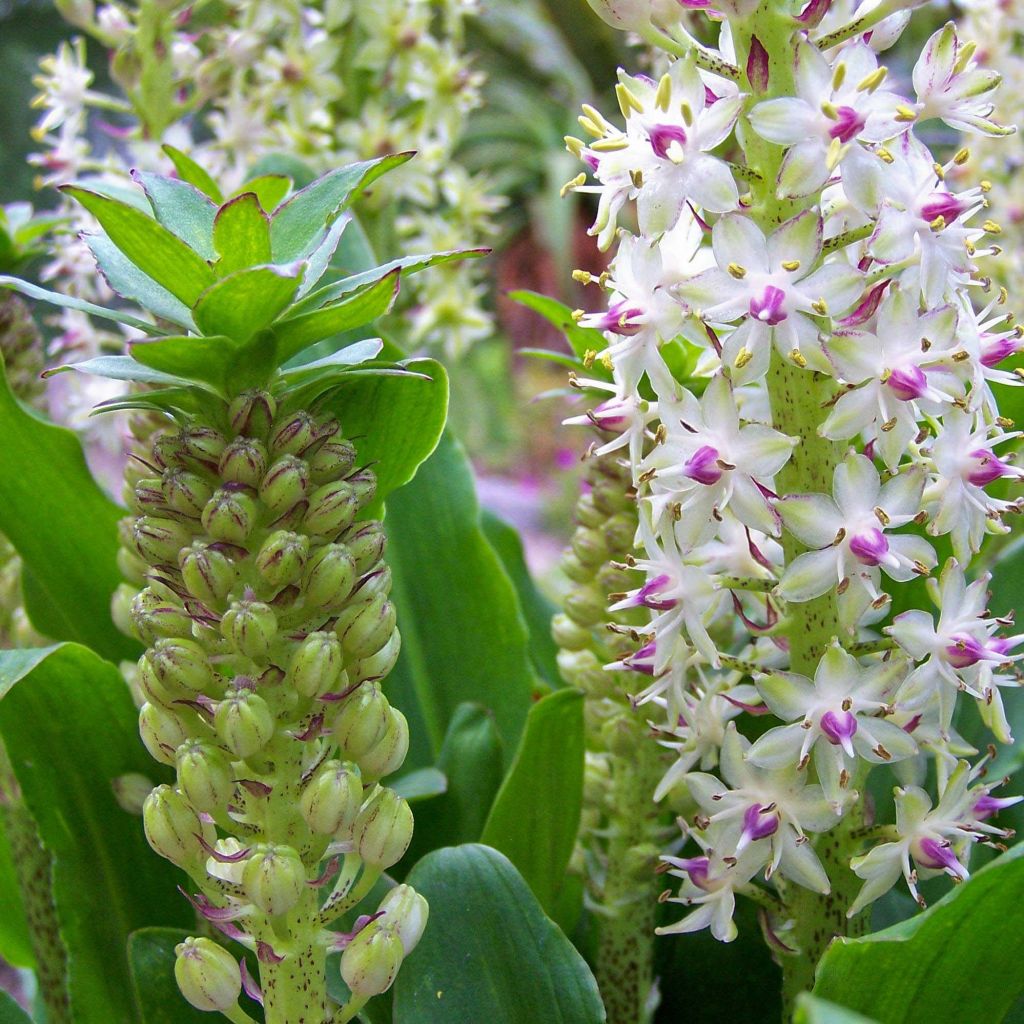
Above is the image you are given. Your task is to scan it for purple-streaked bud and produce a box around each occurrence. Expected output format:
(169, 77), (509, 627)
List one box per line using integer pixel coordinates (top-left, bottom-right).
(178, 426), (228, 470)
(255, 530), (309, 589)
(290, 631), (346, 698)
(174, 937), (242, 1013)
(885, 366), (928, 401)
(347, 630), (402, 686)
(303, 480), (360, 537)
(920, 192), (968, 223)
(335, 594), (396, 659)
(228, 390), (277, 439)
(308, 439), (358, 485)
(132, 517), (194, 564)
(218, 437), (269, 488)
(683, 445), (725, 486)
(300, 759), (363, 837)
(301, 544), (358, 610)
(820, 710), (858, 754)
(143, 784), (214, 867)
(162, 470), (214, 519)
(180, 542), (238, 607)
(354, 787), (414, 869)
(966, 449), (1012, 487)
(377, 885), (429, 956)
(130, 588), (194, 643)
(746, 34), (769, 92)
(201, 486), (259, 545)
(343, 521), (387, 575)
(259, 455), (310, 516)
(139, 702), (191, 765)
(848, 528), (889, 566)
(340, 923), (403, 998)
(346, 467), (377, 509)
(269, 412), (320, 459)
(242, 844), (307, 916)
(176, 740), (234, 814)
(358, 708), (410, 781)
(333, 684), (391, 760)
(221, 597), (277, 660)
(750, 286), (788, 325)
(910, 837), (968, 878)
(214, 689), (275, 759)
(150, 638), (214, 693)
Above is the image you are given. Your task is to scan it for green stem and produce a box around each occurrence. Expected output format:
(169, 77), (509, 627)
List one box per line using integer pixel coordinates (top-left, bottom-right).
(259, 891), (329, 1024)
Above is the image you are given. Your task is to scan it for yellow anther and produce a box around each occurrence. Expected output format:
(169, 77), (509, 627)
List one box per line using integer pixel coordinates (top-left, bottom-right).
(616, 82), (643, 117)
(781, 260), (801, 272)
(880, 417), (898, 433)
(590, 136), (629, 152)
(600, 354), (613, 371)
(680, 101), (694, 126)
(826, 137), (845, 171)
(560, 173), (587, 198)
(727, 262), (747, 279)
(981, 179), (993, 193)
(571, 309), (586, 322)
(564, 135), (584, 158)
(876, 147), (894, 164)
(811, 298), (829, 316)
(874, 506), (890, 526)
(655, 73), (672, 112)
(734, 347), (753, 369)
(831, 63), (847, 92)
(856, 67), (887, 92)
(933, 162), (946, 181)
(572, 269), (594, 284)
(630, 169), (644, 189)
(582, 104), (612, 132)
(789, 348), (807, 368)
(578, 116), (602, 138)
(983, 219), (1003, 234)
(930, 215), (946, 232)
(954, 147), (971, 165)
(583, 349), (597, 368)
(895, 105), (917, 123)
(954, 39), (977, 74)
(821, 100), (839, 120)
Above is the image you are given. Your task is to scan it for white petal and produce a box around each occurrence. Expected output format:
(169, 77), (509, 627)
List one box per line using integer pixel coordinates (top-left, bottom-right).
(769, 209), (823, 270)
(776, 494), (843, 548)
(821, 385), (879, 442)
(712, 213), (769, 274)
(834, 454), (880, 515)
(779, 547), (840, 602)
(777, 142), (831, 199)
(749, 98), (820, 145)
(686, 154), (741, 215)
(746, 723), (807, 769)
(756, 671), (816, 721)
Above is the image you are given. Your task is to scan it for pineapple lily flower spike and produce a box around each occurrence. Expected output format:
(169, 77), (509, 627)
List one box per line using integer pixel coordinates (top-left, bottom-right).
(1, 150), (485, 1024)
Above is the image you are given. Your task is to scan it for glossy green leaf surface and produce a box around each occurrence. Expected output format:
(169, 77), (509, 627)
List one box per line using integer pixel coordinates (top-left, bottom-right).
(0, 646), (190, 1024)
(393, 845), (605, 1024)
(0, 814), (32, 969)
(129, 333), (254, 397)
(481, 689), (584, 916)
(162, 144), (223, 203)
(0, 358), (136, 660)
(192, 265), (301, 340)
(212, 193), (272, 275)
(796, 995), (880, 1024)
(0, 276), (161, 336)
(133, 171), (217, 259)
(813, 842), (1024, 1023)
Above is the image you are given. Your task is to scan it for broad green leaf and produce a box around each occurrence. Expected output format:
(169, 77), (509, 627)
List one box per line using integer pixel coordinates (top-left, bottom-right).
(482, 689), (584, 917)
(391, 766), (448, 803)
(796, 995), (880, 1024)
(0, 808), (33, 969)
(316, 358), (449, 509)
(270, 153), (414, 263)
(0, 993), (30, 1024)
(813, 842), (1024, 1023)
(130, 333), (248, 397)
(61, 186), (216, 305)
(399, 703), (505, 874)
(481, 509), (561, 687)
(229, 173), (291, 213)
(133, 171), (217, 259)
(510, 289), (605, 361)
(0, 276), (161, 336)
(161, 144), (224, 203)
(128, 928), (233, 1024)
(0, 645), (191, 1024)
(0, 357), (137, 660)
(192, 265), (301, 340)
(212, 193), (272, 276)
(272, 271), (400, 362)
(394, 845), (605, 1024)
(85, 235), (195, 329)
(380, 433), (536, 759)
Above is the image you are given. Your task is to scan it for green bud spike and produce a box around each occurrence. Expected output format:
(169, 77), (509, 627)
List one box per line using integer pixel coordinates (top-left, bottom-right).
(214, 688), (275, 758)
(333, 684), (390, 760)
(143, 785), (214, 869)
(174, 937), (243, 1013)
(354, 787), (414, 869)
(176, 741), (235, 814)
(340, 925), (403, 998)
(242, 844), (307, 916)
(299, 760), (363, 837)
(358, 708), (410, 782)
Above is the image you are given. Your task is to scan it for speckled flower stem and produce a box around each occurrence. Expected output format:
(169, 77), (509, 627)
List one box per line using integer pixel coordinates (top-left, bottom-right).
(736, 6), (868, 1017)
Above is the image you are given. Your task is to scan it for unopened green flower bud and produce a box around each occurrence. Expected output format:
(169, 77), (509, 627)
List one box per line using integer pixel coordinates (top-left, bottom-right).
(221, 598), (277, 660)
(354, 787), (413, 869)
(180, 543), (237, 606)
(575, 492), (606, 529)
(301, 544), (357, 609)
(139, 702), (191, 766)
(344, 522), (386, 575)
(333, 684), (390, 760)
(130, 477), (166, 516)
(150, 637), (214, 692)
(112, 772), (154, 814)
(215, 688), (275, 758)
(218, 437), (268, 488)
(591, 476), (633, 515)
(201, 485), (259, 544)
(178, 425), (227, 470)
(347, 629), (401, 685)
(557, 648), (613, 696)
(242, 843), (306, 916)
(596, 562), (632, 595)
(308, 439), (357, 483)
(571, 526), (608, 568)
(112, 583), (138, 637)
(603, 511), (636, 553)
(174, 937), (241, 1013)
(152, 432), (188, 471)
(117, 546), (149, 587)
(228, 390), (277, 439)
(551, 612), (592, 651)
(289, 631), (345, 698)
(162, 469), (214, 518)
(340, 924), (403, 997)
(303, 480), (359, 537)
(132, 517), (193, 564)
(130, 587), (194, 642)
(560, 549), (594, 584)
(255, 530), (309, 589)
(259, 455), (310, 515)
(345, 467), (377, 508)
(299, 759), (363, 836)
(136, 655), (179, 706)
(564, 584), (607, 628)
(270, 412), (319, 458)
(354, 566), (392, 601)
(358, 708), (409, 780)
(377, 884), (429, 955)
(336, 594), (395, 659)
(176, 740), (235, 813)
(143, 784), (213, 867)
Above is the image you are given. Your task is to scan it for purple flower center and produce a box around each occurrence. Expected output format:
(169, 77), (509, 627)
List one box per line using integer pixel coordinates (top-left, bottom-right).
(848, 528), (889, 566)
(600, 300), (645, 337)
(829, 105), (866, 143)
(592, 398), (632, 433)
(626, 640), (657, 676)
(820, 709), (858, 748)
(676, 856), (711, 890)
(981, 334), (1021, 367)
(973, 794), (1015, 820)
(920, 192), (967, 223)
(683, 445), (725, 486)
(750, 285), (788, 325)
(740, 804), (780, 844)
(649, 124), (688, 160)
(911, 837), (965, 877)
(944, 633), (990, 668)
(637, 573), (678, 611)
(886, 365), (928, 401)
(966, 448), (1011, 487)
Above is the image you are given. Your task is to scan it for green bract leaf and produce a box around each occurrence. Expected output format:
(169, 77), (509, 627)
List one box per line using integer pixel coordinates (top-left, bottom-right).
(393, 845), (605, 1024)
(0, 357), (137, 660)
(270, 153), (414, 263)
(813, 842), (1024, 1022)
(133, 170), (217, 260)
(44, 354), (203, 389)
(130, 332), (274, 397)
(230, 173), (291, 213)
(279, 338), (384, 385)
(128, 928), (230, 1024)
(482, 689), (584, 918)
(391, 766), (448, 803)
(60, 186), (216, 305)
(510, 289), (606, 361)
(192, 265), (301, 340)
(85, 235), (195, 330)
(212, 193), (272, 276)
(0, 276), (161, 336)
(0, 645), (191, 1023)
(161, 144), (223, 203)
(796, 995), (880, 1024)
(272, 270), (400, 362)
(299, 212), (351, 297)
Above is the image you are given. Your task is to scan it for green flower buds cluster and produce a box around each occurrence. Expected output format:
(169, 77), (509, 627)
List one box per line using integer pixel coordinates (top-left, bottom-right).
(554, 452), (665, 1024)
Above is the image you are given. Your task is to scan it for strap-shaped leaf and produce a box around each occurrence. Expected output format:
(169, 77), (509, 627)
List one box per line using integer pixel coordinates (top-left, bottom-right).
(298, 212), (351, 298)
(162, 144), (223, 203)
(132, 171), (217, 259)
(60, 185), (216, 306)
(270, 152), (414, 263)
(272, 270), (400, 363)
(228, 174), (291, 213)
(213, 194), (272, 275)
(130, 332), (275, 396)
(0, 276), (161, 336)
(44, 354), (200, 389)
(192, 265), (301, 340)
